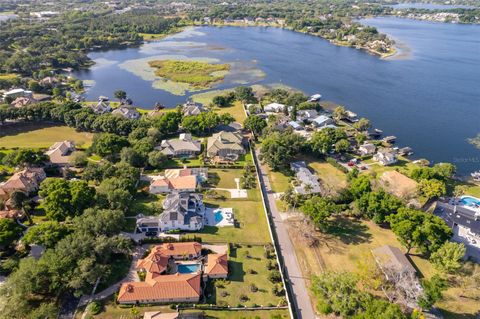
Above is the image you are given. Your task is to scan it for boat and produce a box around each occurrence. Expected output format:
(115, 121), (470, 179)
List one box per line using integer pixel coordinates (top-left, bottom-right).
(398, 147), (413, 156)
(308, 93), (322, 102)
(383, 135), (397, 144)
(98, 95), (109, 102)
(472, 171), (480, 181)
(368, 128), (383, 138)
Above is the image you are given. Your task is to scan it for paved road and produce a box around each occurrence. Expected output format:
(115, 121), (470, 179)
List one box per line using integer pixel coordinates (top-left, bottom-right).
(254, 150), (317, 319)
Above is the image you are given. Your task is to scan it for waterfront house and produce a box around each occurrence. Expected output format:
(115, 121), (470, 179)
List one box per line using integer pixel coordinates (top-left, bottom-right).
(263, 102), (286, 114)
(288, 121), (304, 131)
(183, 101), (208, 116)
(45, 141), (75, 166)
(89, 101), (111, 114)
(39, 76), (59, 87)
(311, 115), (334, 128)
(290, 161), (322, 195)
(358, 143), (376, 156)
(11, 96), (37, 108)
(206, 131), (246, 159)
(3, 88), (32, 100)
(373, 149), (398, 166)
(156, 133), (201, 158)
(296, 109), (319, 122)
(112, 105), (140, 119)
(136, 193), (205, 233)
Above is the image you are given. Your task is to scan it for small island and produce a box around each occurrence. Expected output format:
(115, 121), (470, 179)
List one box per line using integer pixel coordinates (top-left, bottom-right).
(148, 59), (231, 89)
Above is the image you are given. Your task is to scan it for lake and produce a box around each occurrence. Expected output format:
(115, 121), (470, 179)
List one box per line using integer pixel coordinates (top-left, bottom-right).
(388, 3), (477, 9)
(73, 18), (480, 175)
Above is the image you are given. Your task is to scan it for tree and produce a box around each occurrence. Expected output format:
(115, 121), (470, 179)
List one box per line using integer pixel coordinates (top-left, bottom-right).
(69, 151), (88, 167)
(39, 178), (72, 221)
(2, 149), (47, 167)
(96, 177), (133, 210)
(114, 90), (127, 101)
(23, 221), (70, 248)
(260, 131), (305, 170)
(355, 133), (367, 145)
(417, 178), (446, 199)
(333, 105), (347, 120)
(147, 151), (168, 168)
(120, 147), (145, 167)
(430, 242), (466, 273)
(355, 190), (402, 224)
(234, 86), (255, 103)
(453, 184), (468, 199)
(302, 197), (343, 231)
(432, 162), (456, 179)
(212, 95), (232, 108)
(73, 208), (124, 236)
(418, 275), (447, 309)
(0, 218), (22, 249)
(388, 208), (452, 254)
(285, 92), (307, 107)
(91, 133), (129, 158)
(334, 139), (350, 154)
(244, 115), (267, 136)
(310, 127), (346, 155)
(353, 118), (371, 131)
(349, 175), (371, 198)
(152, 111), (182, 135)
(69, 180), (96, 215)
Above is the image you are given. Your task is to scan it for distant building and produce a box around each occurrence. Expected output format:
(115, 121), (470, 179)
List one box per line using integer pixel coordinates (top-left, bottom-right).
(358, 143), (376, 156)
(11, 96), (37, 108)
(290, 161), (321, 195)
(112, 105), (140, 119)
(288, 121), (304, 131)
(311, 115), (334, 128)
(263, 102), (286, 114)
(182, 101), (208, 116)
(0, 168), (46, 198)
(3, 88), (33, 100)
(156, 133), (201, 158)
(374, 149), (398, 166)
(296, 109), (319, 122)
(206, 131), (246, 159)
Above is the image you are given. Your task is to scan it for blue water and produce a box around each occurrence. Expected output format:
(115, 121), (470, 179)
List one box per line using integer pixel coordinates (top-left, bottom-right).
(73, 18), (480, 175)
(461, 196), (480, 206)
(177, 264), (199, 274)
(388, 3), (476, 10)
(214, 210), (223, 223)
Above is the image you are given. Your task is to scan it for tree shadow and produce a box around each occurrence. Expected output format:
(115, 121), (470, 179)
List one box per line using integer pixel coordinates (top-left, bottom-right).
(200, 226), (220, 235)
(228, 260), (245, 282)
(326, 217), (372, 245)
(207, 172), (220, 187)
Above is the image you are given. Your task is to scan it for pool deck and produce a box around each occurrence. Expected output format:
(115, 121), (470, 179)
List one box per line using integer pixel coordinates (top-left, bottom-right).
(205, 207), (234, 227)
(453, 195), (480, 213)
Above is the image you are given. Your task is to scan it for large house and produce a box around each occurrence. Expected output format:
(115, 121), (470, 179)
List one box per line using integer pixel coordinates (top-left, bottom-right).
(297, 109), (319, 122)
(89, 101), (111, 114)
(263, 102), (286, 114)
(183, 101), (208, 116)
(137, 193), (205, 233)
(358, 143), (376, 156)
(118, 242), (227, 305)
(0, 167), (46, 199)
(112, 105), (140, 119)
(374, 149), (398, 166)
(156, 134), (201, 158)
(206, 131), (246, 159)
(290, 161), (321, 195)
(11, 96), (37, 108)
(149, 175), (198, 194)
(3, 88), (33, 100)
(45, 141), (75, 166)
(311, 115), (334, 128)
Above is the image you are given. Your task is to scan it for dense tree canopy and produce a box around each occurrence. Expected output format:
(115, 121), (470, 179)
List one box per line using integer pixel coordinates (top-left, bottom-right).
(260, 131), (305, 170)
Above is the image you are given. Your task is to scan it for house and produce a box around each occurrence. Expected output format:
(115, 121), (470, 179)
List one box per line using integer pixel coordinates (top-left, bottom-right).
(39, 76), (59, 86)
(118, 242), (214, 305)
(206, 131), (246, 159)
(89, 101), (111, 114)
(311, 115), (334, 128)
(296, 109), (319, 122)
(45, 141), (75, 166)
(136, 193), (205, 232)
(149, 175), (198, 194)
(288, 121), (304, 131)
(0, 167), (46, 197)
(11, 96), (37, 108)
(290, 161), (322, 195)
(3, 88), (33, 99)
(434, 203), (480, 261)
(0, 209), (22, 219)
(373, 149), (398, 166)
(156, 134), (201, 158)
(183, 101), (208, 116)
(164, 167), (208, 182)
(143, 312), (204, 319)
(263, 102), (286, 114)
(117, 273), (202, 304)
(205, 253), (228, 279)
(358, 143), (376, 156)
(112, 105), (140, 119)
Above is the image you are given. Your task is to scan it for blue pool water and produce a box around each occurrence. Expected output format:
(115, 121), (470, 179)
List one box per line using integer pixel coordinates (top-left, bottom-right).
(461, 197), (480, 206)
(214, 210), (223, 223)
(177, 264), (199, 274)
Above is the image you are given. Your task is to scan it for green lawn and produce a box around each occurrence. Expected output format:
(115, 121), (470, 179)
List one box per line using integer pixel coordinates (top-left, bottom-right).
(206, 245), (285, 307)
(466, 185), (480, 197)
(0, 123), (94, 149)
(208, 168), (243, 189)
(190, 90), (247, 122)
(265, 168), (291, 193)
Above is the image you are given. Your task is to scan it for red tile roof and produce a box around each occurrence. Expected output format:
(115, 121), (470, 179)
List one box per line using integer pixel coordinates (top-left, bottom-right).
(205, 253), (228, 276)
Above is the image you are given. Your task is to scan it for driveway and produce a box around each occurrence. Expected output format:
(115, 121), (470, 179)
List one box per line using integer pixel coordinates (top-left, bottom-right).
(254, 149), (317, 319)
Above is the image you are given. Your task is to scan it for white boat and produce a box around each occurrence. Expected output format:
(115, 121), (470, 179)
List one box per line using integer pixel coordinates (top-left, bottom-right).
(308, 94), (322, 102)
(472, 171), (480, 181)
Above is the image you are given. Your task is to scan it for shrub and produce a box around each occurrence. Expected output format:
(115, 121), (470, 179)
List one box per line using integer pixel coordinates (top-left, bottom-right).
(239, 294), (249, 302)
(250, 283), (258, 292)
(87, 301), (101, 315)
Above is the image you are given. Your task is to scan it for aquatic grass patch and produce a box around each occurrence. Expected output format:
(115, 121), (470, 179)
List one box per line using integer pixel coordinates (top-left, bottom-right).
(148, 59), (231, 89)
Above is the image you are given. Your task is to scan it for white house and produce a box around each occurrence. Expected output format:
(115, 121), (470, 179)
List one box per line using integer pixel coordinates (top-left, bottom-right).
(312, 115), (334, 128)
(3, 88), (33, 100)
(358, 143), (376, 156)
(112, 105), (140, 119)
(288, 121), (304, 131)
(264, 102), (286, 114)
(374, 149), (398, 166)
(183, 101), (208, 116)
(89, 101), (111, 114)
(297, 109), (319, 122)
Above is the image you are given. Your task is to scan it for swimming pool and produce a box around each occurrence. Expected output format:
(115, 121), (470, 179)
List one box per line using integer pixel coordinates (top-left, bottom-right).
(177, 264), (200, 274)
(214, 210), (223, 223)
(460, 196), (480, 207)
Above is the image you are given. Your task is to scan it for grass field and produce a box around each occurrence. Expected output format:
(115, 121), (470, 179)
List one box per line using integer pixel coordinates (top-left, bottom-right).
(0, 123), (94, 149)
(190, 90), (247, 123)
(307, 160), (348, 193)
(206, 245), (285, 307)
(208, 168), (242, 189)
(265, 168), (291, 194)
